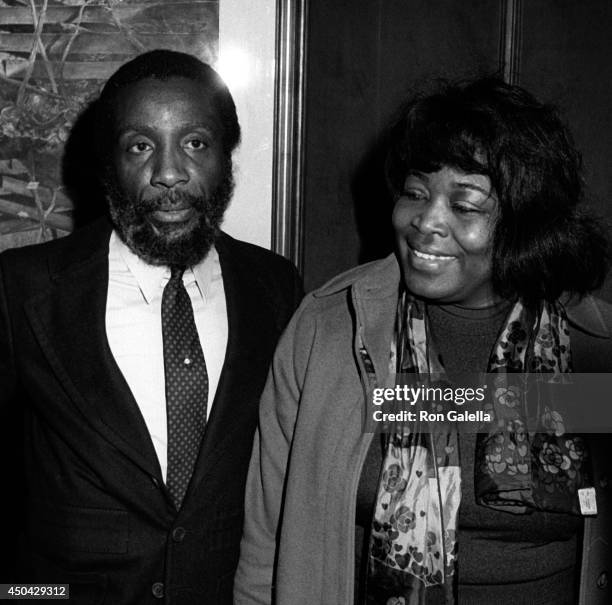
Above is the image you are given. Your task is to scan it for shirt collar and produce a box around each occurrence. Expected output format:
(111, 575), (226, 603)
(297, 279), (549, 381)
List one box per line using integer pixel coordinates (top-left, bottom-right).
(109, 231), (219, 304)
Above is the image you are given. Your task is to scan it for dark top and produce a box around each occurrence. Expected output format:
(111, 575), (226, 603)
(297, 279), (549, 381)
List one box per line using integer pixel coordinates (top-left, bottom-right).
(355, 301), (582, 604)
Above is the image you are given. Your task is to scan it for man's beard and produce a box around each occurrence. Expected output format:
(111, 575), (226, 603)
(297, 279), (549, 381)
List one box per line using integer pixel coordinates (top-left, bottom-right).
(104, 163), (234, 267)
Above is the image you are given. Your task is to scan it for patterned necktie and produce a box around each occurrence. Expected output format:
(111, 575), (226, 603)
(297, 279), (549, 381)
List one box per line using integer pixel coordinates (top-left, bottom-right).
(161, 266), (208, 510)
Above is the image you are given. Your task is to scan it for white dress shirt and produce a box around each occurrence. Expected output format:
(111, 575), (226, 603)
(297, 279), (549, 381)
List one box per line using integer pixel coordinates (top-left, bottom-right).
(105, 231), (228, 480)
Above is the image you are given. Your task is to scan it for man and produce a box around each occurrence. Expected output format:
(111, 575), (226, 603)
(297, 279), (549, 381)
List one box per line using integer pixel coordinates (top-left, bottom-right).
(0, 50), (302, 604)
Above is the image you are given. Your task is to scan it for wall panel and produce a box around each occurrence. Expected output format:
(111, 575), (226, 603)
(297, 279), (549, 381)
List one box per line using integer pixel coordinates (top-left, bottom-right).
(303, 0), (500, 290)
(520, 0), (612, 300)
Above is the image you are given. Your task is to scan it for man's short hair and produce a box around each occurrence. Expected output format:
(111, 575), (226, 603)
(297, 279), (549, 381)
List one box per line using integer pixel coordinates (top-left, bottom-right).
(95, 49), (241, 160)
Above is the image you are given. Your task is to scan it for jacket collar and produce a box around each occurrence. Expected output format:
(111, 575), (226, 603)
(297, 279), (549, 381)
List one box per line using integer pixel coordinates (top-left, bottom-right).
(313, 253), (400, 301)
(26, 217), (165, 488)
(312, 254), (610, 387)
(183, 231), (287, 501)
(312, 255), (401, 389)
(313, 253), (610, 339)
(48, 216), (113, 279)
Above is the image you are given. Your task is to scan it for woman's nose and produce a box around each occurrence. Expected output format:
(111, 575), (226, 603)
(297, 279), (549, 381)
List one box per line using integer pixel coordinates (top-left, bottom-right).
(411, 198), (449, 237)
(150, 147), (189, 188)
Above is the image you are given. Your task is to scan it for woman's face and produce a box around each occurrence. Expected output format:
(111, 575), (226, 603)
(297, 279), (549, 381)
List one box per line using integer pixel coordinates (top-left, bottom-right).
(392, 166), (499, 308)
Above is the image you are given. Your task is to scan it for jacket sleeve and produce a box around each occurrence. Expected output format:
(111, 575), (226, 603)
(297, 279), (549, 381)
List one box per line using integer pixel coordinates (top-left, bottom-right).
(234, 297), (315, 604)
(0, 255), (20, 581)
(0, 256), (16, 410)
(579, 434), (612, 605)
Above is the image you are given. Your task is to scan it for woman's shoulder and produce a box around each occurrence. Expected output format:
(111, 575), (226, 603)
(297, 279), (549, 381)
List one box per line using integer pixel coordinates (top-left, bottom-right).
(310, 254), (399, 299)
(565, 295), (612, 338)
(564, 295), (612, 371)
(284, 255), (399, 343)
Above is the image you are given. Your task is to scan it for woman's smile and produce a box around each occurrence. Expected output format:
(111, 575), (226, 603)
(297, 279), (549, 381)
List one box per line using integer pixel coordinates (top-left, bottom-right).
(393, 166), (499, 307)
(408, 244), (457, 270)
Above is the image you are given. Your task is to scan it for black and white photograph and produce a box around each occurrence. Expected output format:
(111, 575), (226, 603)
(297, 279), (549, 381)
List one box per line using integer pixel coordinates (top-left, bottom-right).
(0, 1), (610, 604)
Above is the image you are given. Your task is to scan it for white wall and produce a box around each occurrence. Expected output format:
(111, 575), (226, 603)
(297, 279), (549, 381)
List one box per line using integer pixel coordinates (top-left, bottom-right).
(217, 0), (276, 249)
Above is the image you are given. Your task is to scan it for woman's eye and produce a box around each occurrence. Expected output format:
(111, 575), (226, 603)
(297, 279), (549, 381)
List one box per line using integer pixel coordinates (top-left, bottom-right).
(185, 138), (208, 150)
(452, 203), (480, 215)
(401, 190), (427, 201)
(127, 141), (152, 154)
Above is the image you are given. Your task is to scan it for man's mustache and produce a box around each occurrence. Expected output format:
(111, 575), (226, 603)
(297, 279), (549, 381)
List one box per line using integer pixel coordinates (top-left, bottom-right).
(137, 190), (206, 212)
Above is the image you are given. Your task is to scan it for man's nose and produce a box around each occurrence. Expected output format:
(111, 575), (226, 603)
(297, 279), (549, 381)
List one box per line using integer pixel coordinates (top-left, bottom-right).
(411, 197), (449, 237)
(150, 147), (189, 188)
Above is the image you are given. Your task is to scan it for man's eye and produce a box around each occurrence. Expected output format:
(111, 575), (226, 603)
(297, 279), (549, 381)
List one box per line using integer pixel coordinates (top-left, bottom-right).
(185, 139), (208, 150)
(127, 142), (152, 154)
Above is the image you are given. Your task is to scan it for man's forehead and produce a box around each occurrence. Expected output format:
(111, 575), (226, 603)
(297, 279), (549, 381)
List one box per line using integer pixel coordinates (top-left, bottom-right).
(118, 74), (213, 94)
(111, 76), (221, 130)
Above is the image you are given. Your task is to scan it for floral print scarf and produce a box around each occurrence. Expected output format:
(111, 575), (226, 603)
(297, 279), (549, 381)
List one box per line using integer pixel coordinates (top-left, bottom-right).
(365, 293), (591, 605)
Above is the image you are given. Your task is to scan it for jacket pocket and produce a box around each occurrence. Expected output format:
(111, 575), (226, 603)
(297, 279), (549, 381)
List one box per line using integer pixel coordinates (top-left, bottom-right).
(25, 549), (108, 605)
(206, 509), (243, 553)
(28, 503), (129, 554)
(215, 568), (235, 604)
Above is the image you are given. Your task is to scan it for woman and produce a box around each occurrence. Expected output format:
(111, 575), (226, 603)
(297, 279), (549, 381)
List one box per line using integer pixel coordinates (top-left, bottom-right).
(235, 78), (612, 605)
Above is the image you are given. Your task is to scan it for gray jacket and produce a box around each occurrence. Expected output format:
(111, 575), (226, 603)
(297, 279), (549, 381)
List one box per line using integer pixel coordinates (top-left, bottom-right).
(235, 255), (612, 605)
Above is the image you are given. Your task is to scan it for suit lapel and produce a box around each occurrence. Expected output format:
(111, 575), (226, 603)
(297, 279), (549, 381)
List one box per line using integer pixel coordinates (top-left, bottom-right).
(26, 226), (283, 500)
(188, 234), (279, 490)
(25, 220), (162, 480)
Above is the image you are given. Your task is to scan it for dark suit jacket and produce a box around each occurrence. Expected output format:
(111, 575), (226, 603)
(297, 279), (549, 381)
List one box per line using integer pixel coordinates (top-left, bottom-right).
(0, 218), (302, 604)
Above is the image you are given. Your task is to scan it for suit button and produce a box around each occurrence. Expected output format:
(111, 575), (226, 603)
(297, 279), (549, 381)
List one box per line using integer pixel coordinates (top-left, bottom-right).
(152, 582), (164, 598)
(172, 526), (186, 542)
(597, 572), (608, 589)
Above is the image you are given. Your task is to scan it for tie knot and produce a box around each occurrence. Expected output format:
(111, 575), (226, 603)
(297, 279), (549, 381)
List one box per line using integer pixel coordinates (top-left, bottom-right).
(169, 266), (186, 283)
